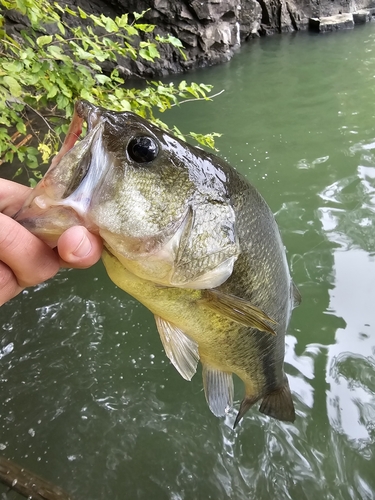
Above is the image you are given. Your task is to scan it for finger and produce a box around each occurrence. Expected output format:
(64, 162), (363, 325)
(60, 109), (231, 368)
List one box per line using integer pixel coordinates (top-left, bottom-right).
(58, 226), (103, 268)
(0, 214), (60, 288)
(0, 261), (23, 307)
(0, 179), (31, 215)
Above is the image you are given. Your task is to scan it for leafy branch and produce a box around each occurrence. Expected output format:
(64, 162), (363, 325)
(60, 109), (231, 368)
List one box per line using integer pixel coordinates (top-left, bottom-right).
(0, 0), (221, 185)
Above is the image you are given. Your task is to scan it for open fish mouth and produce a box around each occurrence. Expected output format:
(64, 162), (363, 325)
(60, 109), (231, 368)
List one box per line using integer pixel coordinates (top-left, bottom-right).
(49, 100), (102, 176)
(14, 101), (110, 246)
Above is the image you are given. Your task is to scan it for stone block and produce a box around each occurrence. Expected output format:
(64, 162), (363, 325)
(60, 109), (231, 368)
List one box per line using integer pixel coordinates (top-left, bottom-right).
(353, 10), (371, 23)
(309, 14), (355, 32)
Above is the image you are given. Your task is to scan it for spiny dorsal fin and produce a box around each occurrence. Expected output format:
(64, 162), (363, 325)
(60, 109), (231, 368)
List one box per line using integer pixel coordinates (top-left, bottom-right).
(201, 289), (277, 335)
(259, 376), (295, 422)
(154, 316), (199, 381)
(202, 364), (234, 417)
(292, 281), (301, 309)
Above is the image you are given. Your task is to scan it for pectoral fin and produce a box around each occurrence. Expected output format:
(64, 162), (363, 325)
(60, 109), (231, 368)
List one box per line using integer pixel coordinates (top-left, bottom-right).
(202, 364), (234, 417)
(154, 316), (199, 381)
(169, 203), (240, 290)
(201, 289), (277, 335)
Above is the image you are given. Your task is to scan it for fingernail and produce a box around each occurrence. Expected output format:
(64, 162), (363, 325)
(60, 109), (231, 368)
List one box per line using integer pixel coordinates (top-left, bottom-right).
(72, 234), (92, 258)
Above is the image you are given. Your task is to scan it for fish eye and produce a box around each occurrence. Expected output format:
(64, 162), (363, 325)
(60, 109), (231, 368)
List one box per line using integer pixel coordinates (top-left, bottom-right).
(127, 136), (159, 163)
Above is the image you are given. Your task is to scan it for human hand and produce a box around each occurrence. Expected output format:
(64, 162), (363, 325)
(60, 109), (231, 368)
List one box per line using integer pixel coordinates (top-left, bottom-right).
(0, 178), (103, 306)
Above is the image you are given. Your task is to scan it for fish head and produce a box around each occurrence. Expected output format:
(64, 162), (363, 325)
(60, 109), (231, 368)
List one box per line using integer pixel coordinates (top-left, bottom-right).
(15, 100), (239, 287)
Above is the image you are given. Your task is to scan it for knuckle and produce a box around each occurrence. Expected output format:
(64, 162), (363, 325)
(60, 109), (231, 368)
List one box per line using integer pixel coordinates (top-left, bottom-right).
(19, 259), (60, 288)
(0, 223), (23, 252)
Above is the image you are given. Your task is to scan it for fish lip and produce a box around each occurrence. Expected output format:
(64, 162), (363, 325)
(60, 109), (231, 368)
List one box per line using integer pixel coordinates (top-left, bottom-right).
(75, 100), (102, 133)
(41, 100), (103, 175)
(14, 100), (104, 226)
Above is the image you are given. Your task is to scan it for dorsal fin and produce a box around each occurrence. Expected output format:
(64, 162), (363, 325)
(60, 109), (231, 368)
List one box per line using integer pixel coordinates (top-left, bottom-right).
(202, 364), (234, 417)
(201, 289), (277, 335)
(154, 316), (199, 381)
(233, 394), (260, 428)
(292, 281), (301, 309)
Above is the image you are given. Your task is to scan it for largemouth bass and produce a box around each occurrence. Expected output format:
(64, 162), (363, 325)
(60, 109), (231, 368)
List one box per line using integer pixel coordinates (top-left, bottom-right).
(15, 100), (300, 426)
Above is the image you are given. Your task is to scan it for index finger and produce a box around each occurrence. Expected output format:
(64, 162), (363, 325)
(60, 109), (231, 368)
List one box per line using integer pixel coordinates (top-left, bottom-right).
(0, 178), (32, 215)
(0, 213), (60, 288)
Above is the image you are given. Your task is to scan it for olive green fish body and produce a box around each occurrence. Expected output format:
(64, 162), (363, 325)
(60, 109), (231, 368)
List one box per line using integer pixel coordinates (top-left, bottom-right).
(15, 100), (300, 426)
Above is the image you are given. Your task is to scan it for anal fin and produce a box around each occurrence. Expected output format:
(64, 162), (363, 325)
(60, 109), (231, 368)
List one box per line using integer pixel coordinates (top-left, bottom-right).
(202, 364), (234, 417)
(154, 316), (199, 381)
(233, 395), (260, 428)
(259, 376), (295, 422)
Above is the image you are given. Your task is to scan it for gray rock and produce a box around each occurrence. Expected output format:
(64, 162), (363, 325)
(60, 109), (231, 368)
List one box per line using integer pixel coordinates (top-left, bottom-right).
(353, 9), (371, 23)
(309, 14), (355, 32)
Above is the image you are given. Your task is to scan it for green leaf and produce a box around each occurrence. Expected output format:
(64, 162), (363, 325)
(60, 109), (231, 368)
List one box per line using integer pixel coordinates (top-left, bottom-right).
(13, 167), (23, 177)
(178, 80), (187, 91)
(1, 61), (22, 74)
(80, 88), (94, 101)
(199, 83), (213, 93)
(105, 17), (118, 33)
(156, 34), (183, 48)
(47, 86), (58, 98)
(30, 61), (42, 73)
(139, 48), (154, 62)
(56, 94), (69, 109)
(77, 6), (87, 18)
(36, 34), (53, 47)
(73, 45), (94, 61)
(88, 62), (102, 72)
(120, 99), (131, 111)
(57, 22), (65, 35)
(148, 44), (160, 59)
(95, 74), (111, 85)
(124, 25), (138, 36)
(133, 9), (150, 21)
(64, 6), (77, 16)
(47, 45), (69, 60)
(3, 75), (22, 96)
(134, 23), (155, 33)
(16, 120), (27, 134)
(115, 13), (128, 28)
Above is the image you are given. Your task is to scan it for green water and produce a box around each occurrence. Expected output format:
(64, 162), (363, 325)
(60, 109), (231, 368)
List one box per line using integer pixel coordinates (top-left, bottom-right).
(1, 25), (375, 500)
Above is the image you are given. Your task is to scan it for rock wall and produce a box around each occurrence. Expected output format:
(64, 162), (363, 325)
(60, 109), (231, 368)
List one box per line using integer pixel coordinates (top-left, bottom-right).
(5, 0), (375, 76)
(87, 0), (375, 75)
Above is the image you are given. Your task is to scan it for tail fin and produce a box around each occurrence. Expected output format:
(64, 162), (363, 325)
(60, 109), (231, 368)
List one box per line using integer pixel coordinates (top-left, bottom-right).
(259, 377), (295, 422)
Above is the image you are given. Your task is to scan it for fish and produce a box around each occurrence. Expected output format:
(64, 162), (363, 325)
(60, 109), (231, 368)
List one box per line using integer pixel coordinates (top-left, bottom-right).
(15, 100), (301, 427)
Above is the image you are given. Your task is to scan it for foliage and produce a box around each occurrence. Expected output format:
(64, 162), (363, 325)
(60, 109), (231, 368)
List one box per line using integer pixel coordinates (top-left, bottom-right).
(0, 0), (220, 185)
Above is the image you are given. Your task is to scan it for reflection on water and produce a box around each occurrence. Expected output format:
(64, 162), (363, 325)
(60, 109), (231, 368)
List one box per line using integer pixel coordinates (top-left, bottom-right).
(319, 142), (375, 452)
(2, 23), (375, 500)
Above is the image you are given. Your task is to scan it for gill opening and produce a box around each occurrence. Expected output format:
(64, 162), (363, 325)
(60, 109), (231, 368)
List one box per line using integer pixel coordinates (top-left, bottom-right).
(59, 123), (112, 217)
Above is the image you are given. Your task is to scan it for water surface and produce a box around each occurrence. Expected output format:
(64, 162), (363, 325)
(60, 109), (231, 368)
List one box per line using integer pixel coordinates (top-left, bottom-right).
(1, 25), (375, 500)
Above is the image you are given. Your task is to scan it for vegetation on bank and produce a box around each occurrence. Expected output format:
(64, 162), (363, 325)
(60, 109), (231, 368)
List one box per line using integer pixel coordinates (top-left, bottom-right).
(0, 0), (219, 185)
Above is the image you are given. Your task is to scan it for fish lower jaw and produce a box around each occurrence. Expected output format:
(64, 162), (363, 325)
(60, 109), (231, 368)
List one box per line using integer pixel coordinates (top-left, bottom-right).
(16, 203), (89, 248)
